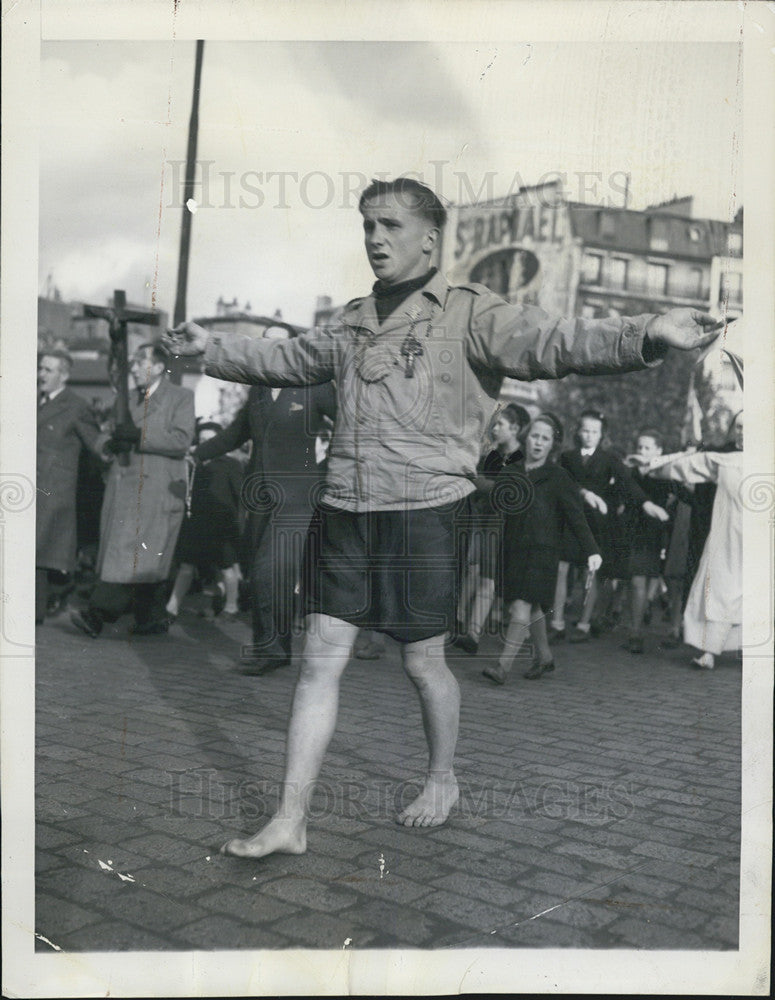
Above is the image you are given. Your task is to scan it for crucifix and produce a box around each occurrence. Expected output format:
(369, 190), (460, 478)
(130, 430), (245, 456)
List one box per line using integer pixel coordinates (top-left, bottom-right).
(81, 290), (162, 465)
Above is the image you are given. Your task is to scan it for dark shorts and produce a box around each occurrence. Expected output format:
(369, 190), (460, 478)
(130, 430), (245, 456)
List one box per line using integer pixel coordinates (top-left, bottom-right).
(628, 545), (662, 579)
(302, 501), (469, 643)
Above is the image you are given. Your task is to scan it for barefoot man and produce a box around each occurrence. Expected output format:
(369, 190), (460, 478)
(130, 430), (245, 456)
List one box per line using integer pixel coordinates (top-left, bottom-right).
(163, 176), (721, 859)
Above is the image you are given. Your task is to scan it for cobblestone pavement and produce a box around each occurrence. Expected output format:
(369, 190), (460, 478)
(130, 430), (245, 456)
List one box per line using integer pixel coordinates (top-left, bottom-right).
(34, 603), (741, 953)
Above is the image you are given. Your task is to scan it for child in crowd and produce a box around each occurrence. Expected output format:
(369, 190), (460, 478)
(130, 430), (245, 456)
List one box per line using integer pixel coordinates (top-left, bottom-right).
(165, 422), (244, 622)
(483, 413), (602, 685)
(630, 411), (743, 669)
(550, 409), (668, 643)
(454, 403), (530, 655)
(621, 429), (674, 654)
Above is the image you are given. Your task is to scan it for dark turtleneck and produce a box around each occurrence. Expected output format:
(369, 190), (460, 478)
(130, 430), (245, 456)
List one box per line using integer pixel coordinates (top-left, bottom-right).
(372, 267), (437, 325)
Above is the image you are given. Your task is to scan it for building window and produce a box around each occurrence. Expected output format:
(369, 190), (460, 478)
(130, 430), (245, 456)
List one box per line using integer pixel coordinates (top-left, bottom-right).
(689, 267), (704, 298)
(646, 262), (669, 295)
(727, 231), (742, 255)
(720, 271), (743, 305)
(598, 212), (616, 238)
(688, 225), (702, 243)
(609, 257), (628, 289)
(649, 218), (669, 252)
(581, 253), (603, 284)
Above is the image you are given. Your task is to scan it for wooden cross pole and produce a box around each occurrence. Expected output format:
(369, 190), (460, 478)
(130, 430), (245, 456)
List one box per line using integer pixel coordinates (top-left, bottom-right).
(82, 290), (162, 465)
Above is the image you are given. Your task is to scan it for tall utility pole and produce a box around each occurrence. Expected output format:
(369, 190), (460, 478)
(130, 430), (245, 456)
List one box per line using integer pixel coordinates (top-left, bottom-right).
(173, 40), (205, 328)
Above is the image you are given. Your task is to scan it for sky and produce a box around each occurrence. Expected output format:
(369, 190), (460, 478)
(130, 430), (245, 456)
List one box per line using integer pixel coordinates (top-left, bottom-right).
(39, 39), (742, 327)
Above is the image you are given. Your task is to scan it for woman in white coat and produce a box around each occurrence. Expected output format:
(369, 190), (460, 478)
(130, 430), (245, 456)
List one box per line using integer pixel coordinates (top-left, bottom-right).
(632, 412), (743, 669)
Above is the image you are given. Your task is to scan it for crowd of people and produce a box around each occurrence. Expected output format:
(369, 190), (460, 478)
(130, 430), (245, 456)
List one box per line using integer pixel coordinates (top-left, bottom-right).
(37, 176), (732, 856)
(453, 404), (743, 680)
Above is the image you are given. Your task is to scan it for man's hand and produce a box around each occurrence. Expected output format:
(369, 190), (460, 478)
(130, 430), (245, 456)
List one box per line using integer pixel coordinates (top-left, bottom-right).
(642, 500), (669, 522)
(105, 437), (133, 455)
(623, 453), (649, 469)
(112, 421), (141, 444)
(587, 553), (603, 573)
(162, 322), (209, 357)
(645, 309), (723, 353)
(581, 488), (608, 515)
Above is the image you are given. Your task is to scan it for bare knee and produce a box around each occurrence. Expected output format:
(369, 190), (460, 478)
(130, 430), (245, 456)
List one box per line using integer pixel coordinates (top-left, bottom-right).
(402, 635), (458, 687)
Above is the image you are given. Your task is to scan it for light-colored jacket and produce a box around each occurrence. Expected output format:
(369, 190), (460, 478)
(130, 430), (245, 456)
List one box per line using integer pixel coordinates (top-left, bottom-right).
(204, 271), (657, 511)
(97, 379), (195, 583)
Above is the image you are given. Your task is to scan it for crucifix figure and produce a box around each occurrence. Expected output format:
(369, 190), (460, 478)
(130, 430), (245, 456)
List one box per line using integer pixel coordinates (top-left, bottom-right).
(81, 290), (162, 465)
(400, 330), (424, 378)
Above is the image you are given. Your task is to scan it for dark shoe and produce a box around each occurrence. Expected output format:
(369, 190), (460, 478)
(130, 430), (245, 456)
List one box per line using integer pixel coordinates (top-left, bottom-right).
(482, 664), (508, 685)
(211, 585), (226, 618)
(660, 633), (682, 650)
(548, 627), (565, 643)
(523, 659), (555, 680)
(568, 626), (591, 643)
(239, 655), (291, 676)
(628, 635), (644, 654)
(453, 633), (479, 656)
(219, 611), (240, 623)
(70, 609), (102, 638)
(129, 618), (169, 636)
(445, 622), (467, 645)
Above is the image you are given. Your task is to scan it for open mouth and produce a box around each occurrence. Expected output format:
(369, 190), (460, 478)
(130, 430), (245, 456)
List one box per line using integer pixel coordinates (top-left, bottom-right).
(370, 253), (389, 264)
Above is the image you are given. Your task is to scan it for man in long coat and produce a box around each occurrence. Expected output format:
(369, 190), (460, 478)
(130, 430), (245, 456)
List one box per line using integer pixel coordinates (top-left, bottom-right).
(36, 350), (102, 623)
(71, 342), (195, 637)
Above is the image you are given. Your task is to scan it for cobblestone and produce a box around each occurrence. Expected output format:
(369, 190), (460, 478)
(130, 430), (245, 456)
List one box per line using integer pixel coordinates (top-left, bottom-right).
(33, 613), (742, 952)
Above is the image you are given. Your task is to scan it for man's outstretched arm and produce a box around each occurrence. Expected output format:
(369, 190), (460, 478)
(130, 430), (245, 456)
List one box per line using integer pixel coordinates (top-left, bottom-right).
(467, 296), (722, 380)
(163, 323), (338, 387)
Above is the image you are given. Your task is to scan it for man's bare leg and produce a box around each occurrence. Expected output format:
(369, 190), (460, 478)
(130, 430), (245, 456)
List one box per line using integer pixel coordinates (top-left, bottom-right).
(397, 633), (460, 828)
(221, 613), (358, 857)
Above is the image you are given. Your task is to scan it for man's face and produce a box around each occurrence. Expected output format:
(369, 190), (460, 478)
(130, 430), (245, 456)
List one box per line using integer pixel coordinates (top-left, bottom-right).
(491, 415), (519, 449)
(130, 350), (164, 391)
(579, 418), (603, 450)
(635, 435), (662, 461)
(38, 356), (67, 395)
(361, 192), (437, 286)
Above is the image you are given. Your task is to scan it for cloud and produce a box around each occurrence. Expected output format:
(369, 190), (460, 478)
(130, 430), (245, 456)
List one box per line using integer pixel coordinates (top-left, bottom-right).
(39, 39), (742, 324)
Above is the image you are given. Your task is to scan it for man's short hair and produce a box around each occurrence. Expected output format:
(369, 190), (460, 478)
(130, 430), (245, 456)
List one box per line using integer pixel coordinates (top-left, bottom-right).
(637, 427), (663, 450)
(135, 341), (168, 366)
(358, 177), (447, 230)
(40, 348), (73, 373)
(500, 403), (531, 432)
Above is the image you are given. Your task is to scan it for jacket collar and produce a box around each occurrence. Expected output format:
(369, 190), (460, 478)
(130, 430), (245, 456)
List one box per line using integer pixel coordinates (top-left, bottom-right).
(342, 270), (450, 336)
(522, 459), (553, 483)
(131, 376), (170, 415)
(38, 385), (72, 418)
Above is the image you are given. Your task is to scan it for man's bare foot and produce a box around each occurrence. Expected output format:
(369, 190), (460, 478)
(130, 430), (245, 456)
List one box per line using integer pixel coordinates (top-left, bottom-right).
(397, 772), (459, 828)
(220, 816), (307, 858)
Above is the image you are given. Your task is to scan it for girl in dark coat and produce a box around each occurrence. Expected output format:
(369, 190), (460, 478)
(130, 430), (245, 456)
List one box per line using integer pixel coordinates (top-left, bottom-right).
(165, 422), (244, 620)
(483, 413), (602, 685)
